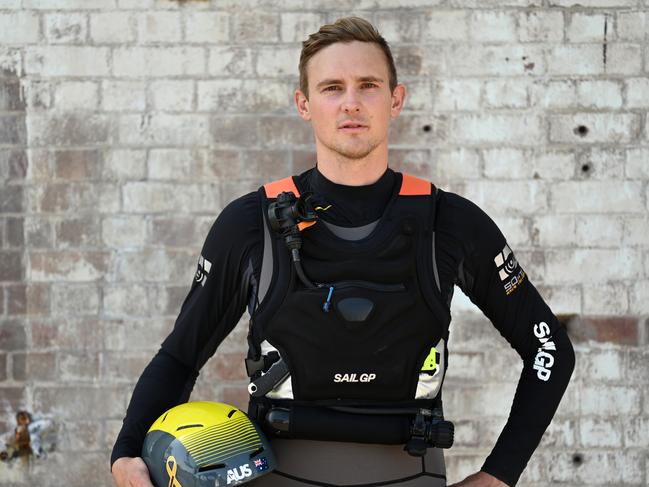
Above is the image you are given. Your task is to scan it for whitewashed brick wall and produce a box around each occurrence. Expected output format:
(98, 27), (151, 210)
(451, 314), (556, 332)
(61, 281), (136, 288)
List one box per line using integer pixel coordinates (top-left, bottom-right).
(0, 1), (647, 486)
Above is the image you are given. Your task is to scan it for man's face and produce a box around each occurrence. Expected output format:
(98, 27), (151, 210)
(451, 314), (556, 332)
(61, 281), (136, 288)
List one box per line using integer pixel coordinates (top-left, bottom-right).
(295, 41), (405, 161)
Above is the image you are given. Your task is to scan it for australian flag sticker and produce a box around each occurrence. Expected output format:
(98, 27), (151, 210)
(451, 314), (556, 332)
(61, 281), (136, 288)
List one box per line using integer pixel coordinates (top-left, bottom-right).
(254, 457), (269, 472)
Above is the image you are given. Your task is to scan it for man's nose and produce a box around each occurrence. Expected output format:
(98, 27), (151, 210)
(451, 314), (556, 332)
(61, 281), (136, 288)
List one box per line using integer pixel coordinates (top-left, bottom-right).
(341, 89), (361, 113)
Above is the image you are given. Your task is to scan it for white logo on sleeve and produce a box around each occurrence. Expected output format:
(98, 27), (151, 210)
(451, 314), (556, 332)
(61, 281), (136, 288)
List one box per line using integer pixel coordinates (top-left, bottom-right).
(494, 244), (526, 295)
(194, 255), (212, 286)
(226, 464), (252, 484)
(533, 321), (556, 381)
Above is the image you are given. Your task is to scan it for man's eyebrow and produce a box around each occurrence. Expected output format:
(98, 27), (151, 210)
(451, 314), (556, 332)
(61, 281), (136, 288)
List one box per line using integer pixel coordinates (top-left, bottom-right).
(315, 76), (385, 89)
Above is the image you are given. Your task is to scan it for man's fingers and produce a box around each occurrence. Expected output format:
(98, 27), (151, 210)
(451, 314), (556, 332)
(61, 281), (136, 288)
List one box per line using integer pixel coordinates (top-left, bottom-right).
(112, 457), (154, 487)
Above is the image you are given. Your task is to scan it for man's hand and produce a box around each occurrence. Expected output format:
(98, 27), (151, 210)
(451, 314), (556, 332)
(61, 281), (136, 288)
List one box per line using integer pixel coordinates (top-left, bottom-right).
(111, 457), (154, 487)
(448, 471), (509, 487)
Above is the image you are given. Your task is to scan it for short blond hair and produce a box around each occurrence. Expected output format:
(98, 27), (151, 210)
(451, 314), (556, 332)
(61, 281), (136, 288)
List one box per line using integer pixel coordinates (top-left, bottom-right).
(299, 17), (398, 99)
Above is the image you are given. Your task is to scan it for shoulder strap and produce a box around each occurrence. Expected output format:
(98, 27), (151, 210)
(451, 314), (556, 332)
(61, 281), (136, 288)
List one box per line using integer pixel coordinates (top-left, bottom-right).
(264, 176), (300, 198)
(399, 173), (432, 196)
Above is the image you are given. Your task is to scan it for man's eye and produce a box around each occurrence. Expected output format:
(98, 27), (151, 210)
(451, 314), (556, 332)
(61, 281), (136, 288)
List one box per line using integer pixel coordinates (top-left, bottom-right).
(361, 83), (377, 88)
(323, 86), (340, 92)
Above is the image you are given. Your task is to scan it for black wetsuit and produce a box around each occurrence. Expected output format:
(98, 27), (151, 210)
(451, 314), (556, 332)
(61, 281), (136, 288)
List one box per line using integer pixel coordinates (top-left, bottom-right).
(111, 167), (575, 487)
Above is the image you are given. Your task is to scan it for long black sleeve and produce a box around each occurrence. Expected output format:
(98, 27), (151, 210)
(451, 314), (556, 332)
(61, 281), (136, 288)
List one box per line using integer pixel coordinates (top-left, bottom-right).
(436, 190), (575, 486)
(110, 192), (263, 466)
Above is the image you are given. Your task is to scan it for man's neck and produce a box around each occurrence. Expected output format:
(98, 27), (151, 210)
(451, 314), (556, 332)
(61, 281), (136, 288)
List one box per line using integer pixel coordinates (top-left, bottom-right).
(315, 146), (388, 186)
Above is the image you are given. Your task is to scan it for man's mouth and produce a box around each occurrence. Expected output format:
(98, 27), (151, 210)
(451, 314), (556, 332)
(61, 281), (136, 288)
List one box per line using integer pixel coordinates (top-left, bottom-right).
(338, 121), (368, 132)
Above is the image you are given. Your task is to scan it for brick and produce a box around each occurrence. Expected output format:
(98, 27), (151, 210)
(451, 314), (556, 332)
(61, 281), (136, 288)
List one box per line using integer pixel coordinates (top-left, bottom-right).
(207, 46), (254, 76)
(0, 12), (40, 44)
(100, 351), (150, 381)
(102, 317), (170, 351)
(148, 149), (194, 180)
(551, 181), (644, 213)
(575, 215), (623, 247)
(28, 113), (110, 147)
(12, 352), (57, 381)
(118, 0), (154, 7)
(549, 113), (640, 144)
(483, 148), (532, 179)
(547, 45), (603, 75)
(149, 217), (200, 248)
(0, 185), (25, 213)
(530, 79), (576, 109)
(24, 216), (53, 248)
(280, 12), (325, 43)
(389, 149), (434, 179)
(624, 417), (649, 447)
(31, 183), (106, 213)
(630, 281), (649, 313)
(103, 149), (146, 181)
(59, 351), (99, 381)
(0, 387), (25, 411)
(583, 282), (628, 314)
(0, 78), (25, 111)
(137, 11), (181, 44)
(568, 316), (640, 345)
(581, 417), (624, 447)
(434, 148), (481, 182)
(5, 217), (23, 247)
(23, 0), (116, 8)
(434, 79), (481, 111)
(54, 149), (102, 180)
(113, 47), (204, 77)
(123, 181), (221, 213)
(518, 10), (564, 42)
(469, 11), (517, 42)
(0, 151), (27, 183)
(0, 114), (26, 145)
(150, 80), (194, 112)
(44, 13), (87, 44)
(534, 150), (577, 180)
(232, 12), (279, 42)
(579, 147), (625, 180)
(403, 80), (434, 112)
(391, 45), (441, 78)
(199, 79), (291, 113)
(54, 81), (99, 110)
(627, 349), (649, 383)
(185, 11), (229, 43)
(0, 251), (22, 281)
(55, 216), (99, 248)
(484, 79), (529, 108)
(616, 11), (647, 41)
(31, 317), (104, 349)
(550, 0), (636, 5)
(606, 44), (643, 75)
(25, 47), (110, 77)
(103, 284), (150, 318)
(118, 113), (209, 146)
(579, 349), (624, 381)
(0, 353), (6, 382)
(29, 251), (108, 282)
(450, 114), (543, 145)
(33, 386), (125, 419)
(538, 419), (576, 448)
(625, 77), (649, 108)
(548, 248), (641, 284)
(6, 284), (26, 315)
(582, 385), (641, 418)
(57, 420), (102, 451)
(446, 44), (544, 76)
(101, 80), (146, 111)
(576, 80), (622, 109)
(112, 249), (194, 284)
(256, 46), (301, 78)
(0, 319), (25, 350)
(101, 215), (147, 248)
(89, 12), (135, 44)
(567, 13), (608, 42)
(258, 116), (312, 148)
(423, 10), (468, 41)
(623, 216), (649, 246)
(51, 283), (99, 316)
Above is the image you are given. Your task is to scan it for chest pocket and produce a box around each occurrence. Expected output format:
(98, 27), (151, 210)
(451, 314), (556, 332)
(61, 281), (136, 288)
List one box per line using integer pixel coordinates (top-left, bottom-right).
(264, 279), (440, 402)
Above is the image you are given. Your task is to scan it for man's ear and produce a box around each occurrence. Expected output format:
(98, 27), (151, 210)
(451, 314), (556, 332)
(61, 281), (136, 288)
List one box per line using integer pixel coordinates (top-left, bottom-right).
(295, 89), (311, 121)
(390, 84), (406, 119)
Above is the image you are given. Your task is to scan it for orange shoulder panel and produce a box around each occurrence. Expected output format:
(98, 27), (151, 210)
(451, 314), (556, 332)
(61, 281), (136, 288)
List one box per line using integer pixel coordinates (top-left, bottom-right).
(264, 176), (300, 198)
(399, 173), (432, 195)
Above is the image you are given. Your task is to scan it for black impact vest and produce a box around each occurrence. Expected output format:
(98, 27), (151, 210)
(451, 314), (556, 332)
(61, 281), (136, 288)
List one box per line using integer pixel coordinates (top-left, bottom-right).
(247, 173), (451, 417)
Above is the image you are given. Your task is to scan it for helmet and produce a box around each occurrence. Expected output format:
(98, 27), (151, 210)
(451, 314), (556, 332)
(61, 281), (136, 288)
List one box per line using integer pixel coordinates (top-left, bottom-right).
(142, 401), (276, 487)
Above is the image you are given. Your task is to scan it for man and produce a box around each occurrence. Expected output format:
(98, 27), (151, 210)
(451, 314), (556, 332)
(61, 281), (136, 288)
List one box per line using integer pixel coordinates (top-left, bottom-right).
(112, 17), (574, 487)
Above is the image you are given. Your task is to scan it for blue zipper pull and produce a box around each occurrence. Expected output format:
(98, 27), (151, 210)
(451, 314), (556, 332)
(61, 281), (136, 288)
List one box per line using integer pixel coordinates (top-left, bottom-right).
(323, 286), (334, 312)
